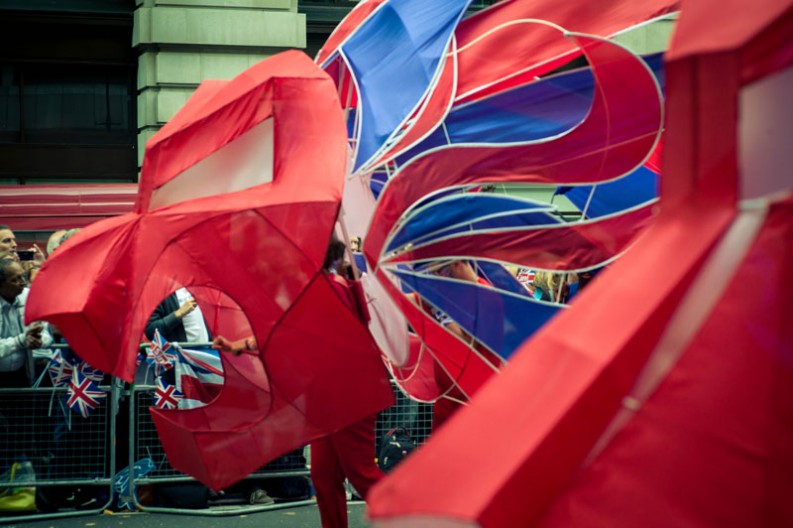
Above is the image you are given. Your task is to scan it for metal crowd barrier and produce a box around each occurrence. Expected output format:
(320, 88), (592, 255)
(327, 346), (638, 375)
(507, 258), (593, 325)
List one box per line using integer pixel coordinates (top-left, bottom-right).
(375, 387), (434, 447)
(127, 382), (316, 516)
(0, 382), (118, 523)
(1, 342), (436, 521)
(128, 380), (435, 516)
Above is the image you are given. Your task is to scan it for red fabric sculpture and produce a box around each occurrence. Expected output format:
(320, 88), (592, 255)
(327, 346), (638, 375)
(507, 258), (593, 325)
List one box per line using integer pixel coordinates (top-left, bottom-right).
(25, 51), (393, 491)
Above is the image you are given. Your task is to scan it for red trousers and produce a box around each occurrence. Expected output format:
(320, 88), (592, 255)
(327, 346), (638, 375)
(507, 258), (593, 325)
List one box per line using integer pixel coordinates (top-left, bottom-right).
(311, 413), (384, 528)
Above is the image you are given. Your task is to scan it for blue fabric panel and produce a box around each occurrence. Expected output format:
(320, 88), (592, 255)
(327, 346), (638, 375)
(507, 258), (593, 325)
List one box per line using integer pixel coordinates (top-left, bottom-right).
(404, 208), (561, 250)
(392, 269), (561, 360)
(346, 107), (357, 140)
(476, 260), (533, 299)
(370, 171), (388, 200)
(387, 193), (556, 252)
(343, 0), (473, 170)
(397, 64), (595, 162)
(557, 165), (657, 218)
(397, 52), (666, 164)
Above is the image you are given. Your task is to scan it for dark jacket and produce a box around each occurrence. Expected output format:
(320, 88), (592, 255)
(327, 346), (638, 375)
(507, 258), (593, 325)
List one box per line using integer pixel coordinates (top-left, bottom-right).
(145, 293), (187, 342)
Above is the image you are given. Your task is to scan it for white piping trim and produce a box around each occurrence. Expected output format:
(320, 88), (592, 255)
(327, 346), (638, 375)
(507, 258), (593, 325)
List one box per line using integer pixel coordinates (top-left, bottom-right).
(316, 0), (390, 69)
(371, 35), (461, 169)
(365, 28), (663, 270)
(353, 6), (471, 173)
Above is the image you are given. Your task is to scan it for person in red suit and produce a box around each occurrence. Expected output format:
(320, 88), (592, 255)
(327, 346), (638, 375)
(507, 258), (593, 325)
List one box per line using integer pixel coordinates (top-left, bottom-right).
(213, 234), (385, 528)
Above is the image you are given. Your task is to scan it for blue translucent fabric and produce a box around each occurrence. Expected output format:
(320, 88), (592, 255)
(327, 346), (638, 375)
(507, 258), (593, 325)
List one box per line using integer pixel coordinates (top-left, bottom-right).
(553, 53), (665, 218)
(398, 67), (595, 163)
(370, 171), (388, 200)
(342, 0), (473, 170)
(397, 52), (666, 165)
(346, 107), (357, 141)
(387, 193), (557, 253)
(476, 260), (533, 299)
(392, 269), (561, 360)
(556, 165), (658, 218)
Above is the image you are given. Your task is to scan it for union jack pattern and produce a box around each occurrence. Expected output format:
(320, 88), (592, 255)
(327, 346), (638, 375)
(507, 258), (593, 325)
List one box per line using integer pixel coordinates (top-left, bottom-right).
(147, 329), (176, 376)
(516, 268), (535, 287)
(48, 350), (75, 387)
(67, 369), (106, 418)
(174, 344), (224, 409)
(153, 377), (184, 409)
(79, 361), (105, 384)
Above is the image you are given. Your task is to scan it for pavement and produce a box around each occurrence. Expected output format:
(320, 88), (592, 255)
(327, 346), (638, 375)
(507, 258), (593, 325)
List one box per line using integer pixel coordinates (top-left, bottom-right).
(3, 501), (373, 528)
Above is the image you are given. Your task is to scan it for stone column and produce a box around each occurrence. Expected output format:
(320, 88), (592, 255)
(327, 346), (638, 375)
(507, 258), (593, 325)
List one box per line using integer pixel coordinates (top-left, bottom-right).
(133, 0), (305, 169)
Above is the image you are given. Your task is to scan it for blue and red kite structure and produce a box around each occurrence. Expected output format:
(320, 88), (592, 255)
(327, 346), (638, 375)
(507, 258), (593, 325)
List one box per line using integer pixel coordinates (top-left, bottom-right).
(364, 0), (793, 526)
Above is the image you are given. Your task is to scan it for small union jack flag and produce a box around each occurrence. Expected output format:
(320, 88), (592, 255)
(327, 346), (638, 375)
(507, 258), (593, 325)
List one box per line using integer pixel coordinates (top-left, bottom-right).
(147, 329), (176, 377)
(79, 361), (105, 384)
(153, 377), (183, 409)
(517, 267), (535, 285)
(67, 369), (106, 418)
(48, 350), (75, 387)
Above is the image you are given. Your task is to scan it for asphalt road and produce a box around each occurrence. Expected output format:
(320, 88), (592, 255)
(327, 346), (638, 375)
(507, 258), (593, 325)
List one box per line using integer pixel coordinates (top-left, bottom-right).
(2, 501), (373, 528)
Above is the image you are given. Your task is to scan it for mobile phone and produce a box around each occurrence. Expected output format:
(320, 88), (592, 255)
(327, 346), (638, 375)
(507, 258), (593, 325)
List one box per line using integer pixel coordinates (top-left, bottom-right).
(17, 249), (35, 261)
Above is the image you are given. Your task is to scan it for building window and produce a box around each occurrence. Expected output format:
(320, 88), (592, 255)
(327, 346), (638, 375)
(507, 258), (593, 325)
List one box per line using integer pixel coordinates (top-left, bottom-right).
(0, 64), (134, 146)
(0, 3), (137, 184)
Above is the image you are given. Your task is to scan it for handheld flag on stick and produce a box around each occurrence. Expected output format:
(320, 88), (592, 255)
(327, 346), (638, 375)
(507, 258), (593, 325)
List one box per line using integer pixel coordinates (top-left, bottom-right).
(146, 329), (176, 377)
(173, 344), (224, 409)
(48, 350), (75, 387)
(153, 377), (183, 410)
(79, 361), (105, 384)
(67, 368), (106, 418)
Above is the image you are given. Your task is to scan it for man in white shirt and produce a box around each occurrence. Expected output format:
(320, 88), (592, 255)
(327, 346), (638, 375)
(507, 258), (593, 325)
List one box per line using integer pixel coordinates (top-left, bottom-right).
(0, 259), (53, 387)
(174, 288), (209, 344)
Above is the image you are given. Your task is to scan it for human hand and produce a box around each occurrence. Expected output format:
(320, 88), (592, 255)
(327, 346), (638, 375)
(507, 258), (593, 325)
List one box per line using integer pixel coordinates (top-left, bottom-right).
(32, 244), (45, 266)
(26, 323), (43, 349)
(212, 335), (256, 356)
(174, 298), (198, 319)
